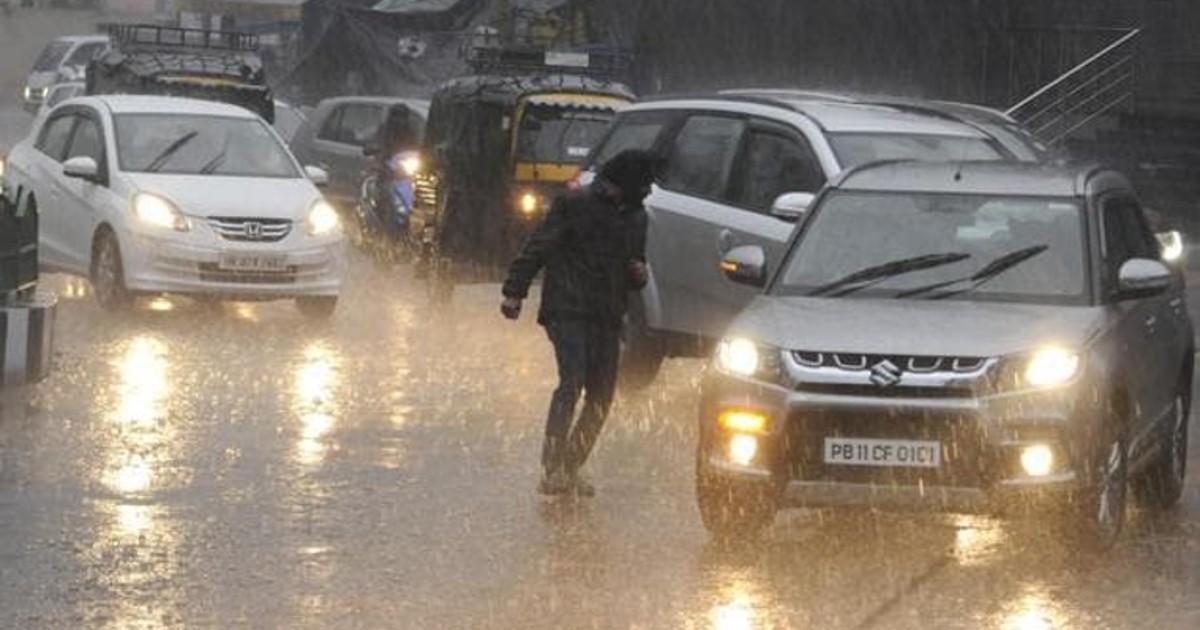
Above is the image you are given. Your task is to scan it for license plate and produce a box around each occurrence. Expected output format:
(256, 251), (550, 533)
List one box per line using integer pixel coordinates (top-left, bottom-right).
(824, 438), (942, 468)
(217, 253), (288, 272)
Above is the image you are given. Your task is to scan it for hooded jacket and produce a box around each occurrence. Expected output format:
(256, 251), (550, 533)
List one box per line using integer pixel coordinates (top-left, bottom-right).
(502, 186), (648, 328)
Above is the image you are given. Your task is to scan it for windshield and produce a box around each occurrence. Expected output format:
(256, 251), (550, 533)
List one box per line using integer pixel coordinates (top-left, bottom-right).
(115, 114), (300, 178)
(46, 84), (84, 109)
(32, 41), (71, 72)
(777, 191), (1088, 304)
(829, 133), (1004, 168)
(515, 105), (616, 164)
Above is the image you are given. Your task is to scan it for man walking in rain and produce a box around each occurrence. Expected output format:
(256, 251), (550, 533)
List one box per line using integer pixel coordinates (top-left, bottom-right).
(500, 150), (657, 496)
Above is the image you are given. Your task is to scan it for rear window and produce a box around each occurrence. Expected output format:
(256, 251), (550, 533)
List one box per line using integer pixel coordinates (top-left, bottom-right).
(589, 110), (675, 166)
(829, 133), (1004, 169)
(33, 41), (72, 72)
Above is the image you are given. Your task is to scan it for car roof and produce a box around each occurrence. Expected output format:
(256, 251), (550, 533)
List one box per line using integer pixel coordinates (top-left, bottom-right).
(832, 160), (1129, 198)
(628, 95), (989, 137)
(78, 95), (261, 118)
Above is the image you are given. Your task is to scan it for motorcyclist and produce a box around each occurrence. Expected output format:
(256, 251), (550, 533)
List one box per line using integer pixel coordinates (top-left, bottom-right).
(369, 103), (420, 236)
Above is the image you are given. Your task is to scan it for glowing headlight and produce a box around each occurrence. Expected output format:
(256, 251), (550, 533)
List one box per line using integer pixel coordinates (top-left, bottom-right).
(1158, 230), (1184, 263)
(132, 193), (189, 231)
(1019, 444), (1055, 477)
(306, 200), (341, 236)
(518, 192), (541, 216)
(399, 155), (422, 177)
(716, 338), (760, 376)
(0, 156), (6, 179)
(729, 434), (759, 466)
(1024, 347), (1080, 388)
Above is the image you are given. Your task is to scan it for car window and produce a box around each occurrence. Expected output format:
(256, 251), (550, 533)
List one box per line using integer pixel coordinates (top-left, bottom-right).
(318, 103), (385, 147)
(828, 133), (1004, 169)
(65, 116), (103, 163)
(64, 42), (106, 67)
(46, 84), (85, 109)
(32, 41), (71, 72)
(728, 126), (824, 211)
(590, 110), (675, 166)
(1102, 198), (1160, 280)
(36, 114), (76, 162)
(660, 114), (745, 200)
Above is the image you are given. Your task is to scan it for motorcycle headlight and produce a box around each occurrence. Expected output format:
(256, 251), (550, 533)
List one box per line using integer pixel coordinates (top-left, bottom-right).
(715, 337), (784, 383)
(517, 192), (542, 217)
(1158, 230), (1185, 263)
(132, 193), (190, 232)
(1024, 347), (1081, 388)
(306, 199), (341, 236)
(399, 155), (422, 177)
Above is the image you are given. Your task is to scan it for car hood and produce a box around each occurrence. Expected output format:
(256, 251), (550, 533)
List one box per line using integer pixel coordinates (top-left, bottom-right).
(124, 174), (320, 220)
(730, 296), (1110, 358)
(26, 72), (58, 90)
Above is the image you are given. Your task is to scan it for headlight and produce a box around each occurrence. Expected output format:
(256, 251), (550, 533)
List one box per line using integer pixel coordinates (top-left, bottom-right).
(132, 193), (189, 231)
(0, 155), (6, 179)
(518, 192), (541, 217)
(399, 155), (422, 177)
(715, 337), (784, 383)
(1024, 347), (1080, 388)
(1158, 230), (1185, 263)
(306, 199), (341, 236)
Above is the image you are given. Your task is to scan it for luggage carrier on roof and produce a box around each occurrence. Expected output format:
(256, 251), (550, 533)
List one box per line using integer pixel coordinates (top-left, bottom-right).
(461, 34), (632, 81)
(108, 24), (260, 52)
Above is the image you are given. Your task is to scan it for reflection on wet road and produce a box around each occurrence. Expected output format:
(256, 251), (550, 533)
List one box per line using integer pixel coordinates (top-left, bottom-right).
(1, 253), (1199, 629)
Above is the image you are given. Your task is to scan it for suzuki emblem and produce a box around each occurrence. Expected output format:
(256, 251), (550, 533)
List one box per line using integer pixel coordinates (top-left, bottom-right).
(869, 359), (903, 387)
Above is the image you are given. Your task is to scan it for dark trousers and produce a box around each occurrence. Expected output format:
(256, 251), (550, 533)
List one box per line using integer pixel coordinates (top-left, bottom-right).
(542, 319), (620, 476)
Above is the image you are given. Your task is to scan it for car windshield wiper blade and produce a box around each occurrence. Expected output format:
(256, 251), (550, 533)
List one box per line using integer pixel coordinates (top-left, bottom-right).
(807, 252), (971, 297)
(198, 151), (226, 175)
(897, 244), (1049, 299)
(145, 130), (198, 173)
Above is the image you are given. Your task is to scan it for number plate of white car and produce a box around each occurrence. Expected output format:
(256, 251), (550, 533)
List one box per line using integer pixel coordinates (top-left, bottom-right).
(823, 437), (942, 468)
(217, 253), (288, 272)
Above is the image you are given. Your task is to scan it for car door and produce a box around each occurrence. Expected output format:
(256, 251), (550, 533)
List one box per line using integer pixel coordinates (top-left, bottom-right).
(719, 119), (827, 316)
(1099, 196), (1177, 454)
(308, 102), (386, 203)
(27, 111), (78, 272)
(652, 113), (747, 338)
(57, 108), (111, 271)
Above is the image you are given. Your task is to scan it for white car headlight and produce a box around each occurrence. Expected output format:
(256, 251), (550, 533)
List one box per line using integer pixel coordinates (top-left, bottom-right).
(1024, 347), (1080, 388)
(717, 337), (761, 376)
(306, 200), (340, 236)
(132, 192), (190, 231)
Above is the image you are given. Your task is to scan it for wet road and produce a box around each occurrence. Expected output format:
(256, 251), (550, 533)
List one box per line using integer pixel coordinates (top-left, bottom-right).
(1, 254), (1199, 630)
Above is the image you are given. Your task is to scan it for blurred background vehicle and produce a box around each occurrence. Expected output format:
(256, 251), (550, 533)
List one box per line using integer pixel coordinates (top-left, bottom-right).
(22, 33), (108, 113)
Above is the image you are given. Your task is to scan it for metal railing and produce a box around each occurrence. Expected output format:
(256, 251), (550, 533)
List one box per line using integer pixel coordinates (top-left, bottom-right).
(1006, 28), (1140, 146)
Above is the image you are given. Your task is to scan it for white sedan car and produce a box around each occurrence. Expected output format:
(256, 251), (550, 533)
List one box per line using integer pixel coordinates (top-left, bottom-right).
(2, 95), (344, 317)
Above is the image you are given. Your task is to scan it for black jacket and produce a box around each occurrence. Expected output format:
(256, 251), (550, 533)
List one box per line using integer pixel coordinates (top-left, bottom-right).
(502, 187), (648, 327)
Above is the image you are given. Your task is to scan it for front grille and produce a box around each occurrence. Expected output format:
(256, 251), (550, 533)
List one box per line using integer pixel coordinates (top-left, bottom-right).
(208, 217), (292, 242)
(197, 263), (296, 284)
(792, 352), (988, 373)
(786, 409), (999, 488)
(794, 383), (975, 399)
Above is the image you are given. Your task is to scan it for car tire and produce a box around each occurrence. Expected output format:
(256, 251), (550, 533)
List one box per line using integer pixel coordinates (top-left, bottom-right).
(1071, 431), (1128, 551)
(618, 307), (665, 392)
(1133, 378), (1190, 510)
(91, 229), (131, 311)
(296, 296), (337, 320)
(696, 465), (777, 542)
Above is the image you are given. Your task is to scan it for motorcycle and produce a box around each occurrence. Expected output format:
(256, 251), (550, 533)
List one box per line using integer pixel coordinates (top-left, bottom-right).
(353, 149), (422, 262)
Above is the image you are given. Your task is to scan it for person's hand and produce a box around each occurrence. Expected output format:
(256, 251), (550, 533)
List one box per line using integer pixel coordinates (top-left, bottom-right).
(628, 260), (648, 285)
(500, 297), (522, 320)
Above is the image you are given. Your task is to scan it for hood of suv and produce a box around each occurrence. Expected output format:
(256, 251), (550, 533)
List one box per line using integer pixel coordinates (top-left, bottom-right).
(125, 173), (319, 221)
(731, 296), (1109, 358)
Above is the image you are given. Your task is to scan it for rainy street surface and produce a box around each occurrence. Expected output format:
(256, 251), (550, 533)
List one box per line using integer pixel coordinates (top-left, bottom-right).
(0, 252), (1197, 630)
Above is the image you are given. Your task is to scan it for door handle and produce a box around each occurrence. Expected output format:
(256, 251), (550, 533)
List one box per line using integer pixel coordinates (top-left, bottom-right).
(717, 229), (735, 254)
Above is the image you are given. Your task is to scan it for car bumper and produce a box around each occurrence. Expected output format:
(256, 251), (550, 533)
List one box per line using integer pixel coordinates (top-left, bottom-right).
(120, 227), (345, 299)
(699, 371), (1094, 511)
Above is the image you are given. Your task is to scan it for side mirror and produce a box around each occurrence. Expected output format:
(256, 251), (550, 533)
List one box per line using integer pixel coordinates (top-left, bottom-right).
(1156, 230), (1185, 264)
(304, 165), (330, 187)
(62, 156), (100, 182)
(1115, 258), (1173, 301)
(720, 245), (768, 288)
(771, 192), (814, 222)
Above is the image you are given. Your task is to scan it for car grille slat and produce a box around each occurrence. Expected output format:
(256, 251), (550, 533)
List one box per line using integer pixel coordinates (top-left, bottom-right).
(208, 217), (292, 242)
(790, 351), (988, 374)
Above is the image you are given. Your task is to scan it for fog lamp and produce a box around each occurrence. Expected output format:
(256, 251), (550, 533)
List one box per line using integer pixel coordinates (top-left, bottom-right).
(729, 434), (759, 466)
(718, 410), (768, 434)
(1019, 444), (1055, 477)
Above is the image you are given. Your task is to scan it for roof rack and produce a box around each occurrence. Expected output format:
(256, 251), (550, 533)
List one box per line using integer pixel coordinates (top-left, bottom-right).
(460, 31), (630, 79)
(107, 24), (259, 53)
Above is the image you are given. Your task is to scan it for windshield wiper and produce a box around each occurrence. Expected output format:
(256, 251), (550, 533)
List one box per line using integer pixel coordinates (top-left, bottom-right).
(198, 151), (226, 175)
(807, 252), (971, 297)
(145, 130), (198, 173)
(896, 244), (1049, 300)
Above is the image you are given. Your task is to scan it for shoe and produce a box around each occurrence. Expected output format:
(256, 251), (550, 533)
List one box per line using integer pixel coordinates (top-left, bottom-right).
(538, 470), (572, 495)
(569, 474), (595, 497)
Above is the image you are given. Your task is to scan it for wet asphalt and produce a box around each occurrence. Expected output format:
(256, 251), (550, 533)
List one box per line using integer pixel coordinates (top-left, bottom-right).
(0, 253), (1198, 630)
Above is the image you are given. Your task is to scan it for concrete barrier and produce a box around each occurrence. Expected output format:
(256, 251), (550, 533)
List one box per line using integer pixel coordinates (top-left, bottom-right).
(1, 291), (55, 387)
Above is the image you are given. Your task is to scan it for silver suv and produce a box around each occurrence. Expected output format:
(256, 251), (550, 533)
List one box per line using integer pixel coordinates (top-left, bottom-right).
(700, 161), (1192, 549)
(580, 93), (1034, 388)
